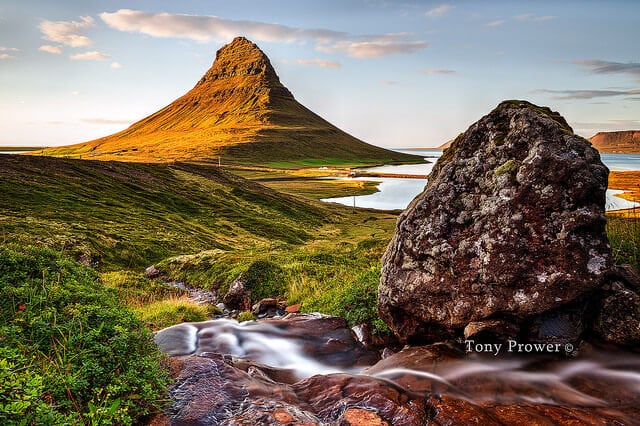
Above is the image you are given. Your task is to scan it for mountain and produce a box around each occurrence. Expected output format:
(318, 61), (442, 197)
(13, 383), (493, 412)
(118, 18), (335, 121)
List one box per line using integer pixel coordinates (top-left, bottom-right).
(589, 130), (640, 153)
(43, 37), (421, 166)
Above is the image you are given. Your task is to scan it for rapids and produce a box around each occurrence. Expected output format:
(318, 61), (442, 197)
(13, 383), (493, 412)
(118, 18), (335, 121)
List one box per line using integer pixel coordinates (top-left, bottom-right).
(155, 316), (640, 410)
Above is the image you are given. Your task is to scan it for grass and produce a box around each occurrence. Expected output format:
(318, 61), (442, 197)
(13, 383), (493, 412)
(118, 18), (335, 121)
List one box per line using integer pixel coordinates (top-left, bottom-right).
(0, 245), (169, 425)
(607, 210), (640, 270)
(0, 147), (45, 152)
(228, 167), (381, 199)
(0, 155), (328, 270)
(158, 213), (397, 334)
(608, 171), (640, 202)
(0, 154), (397, 335)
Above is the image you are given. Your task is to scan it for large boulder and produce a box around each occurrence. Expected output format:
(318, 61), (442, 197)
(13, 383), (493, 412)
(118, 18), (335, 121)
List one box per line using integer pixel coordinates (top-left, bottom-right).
(379, 100), (612, 343)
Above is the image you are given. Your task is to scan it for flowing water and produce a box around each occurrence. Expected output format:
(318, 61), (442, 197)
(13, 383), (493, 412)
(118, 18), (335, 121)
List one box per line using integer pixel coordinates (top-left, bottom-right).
(156, 317), (640, 409)
(322, 150), (640, 211)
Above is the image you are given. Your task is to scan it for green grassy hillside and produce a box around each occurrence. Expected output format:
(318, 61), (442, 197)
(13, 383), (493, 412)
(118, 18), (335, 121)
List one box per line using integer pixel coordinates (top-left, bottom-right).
(0, 155), (328, 270)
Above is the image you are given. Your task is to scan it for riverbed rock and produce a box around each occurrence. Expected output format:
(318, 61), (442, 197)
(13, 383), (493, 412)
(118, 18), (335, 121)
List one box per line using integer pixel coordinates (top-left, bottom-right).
(223, 279), (252, 311)
(144, 265), (161, 279)
(379, 100), (612, 343)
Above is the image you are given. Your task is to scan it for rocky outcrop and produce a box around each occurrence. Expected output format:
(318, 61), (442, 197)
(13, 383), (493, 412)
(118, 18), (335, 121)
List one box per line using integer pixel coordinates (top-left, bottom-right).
(379, 100), (612, 343)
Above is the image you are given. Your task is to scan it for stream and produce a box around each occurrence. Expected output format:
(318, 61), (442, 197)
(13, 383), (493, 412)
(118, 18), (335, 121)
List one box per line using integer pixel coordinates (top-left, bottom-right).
(155, 315), (640, 424)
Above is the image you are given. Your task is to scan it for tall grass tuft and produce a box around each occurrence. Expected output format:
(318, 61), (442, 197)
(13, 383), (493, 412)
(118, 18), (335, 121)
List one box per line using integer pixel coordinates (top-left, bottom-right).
(607, 207), (640, 270)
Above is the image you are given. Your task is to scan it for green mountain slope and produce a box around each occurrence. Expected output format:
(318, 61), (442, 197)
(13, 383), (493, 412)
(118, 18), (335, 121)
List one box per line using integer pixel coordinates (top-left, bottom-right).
(0, 155), (328, 269)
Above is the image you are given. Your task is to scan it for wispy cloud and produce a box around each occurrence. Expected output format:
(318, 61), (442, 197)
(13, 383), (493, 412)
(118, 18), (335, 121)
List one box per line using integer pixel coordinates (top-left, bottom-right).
(81, 118), (133, 125)
(485, 19), (507, 27)
(380, 80), (398, 85)
(39, 16), (94, 47)
(487, 13), (555, 28)
(100, 9), (344, 42)
(296, 58), (341, 68)
(533, 88), (640, 99)
(425, 3), (454, 18)
(99, 9), (427, 58)
(110, 62), (123, 69)
(39, 44), (62, 54)
(317, 37), (427, 58)
(0, 46), (19, 59)
(573, 59), (640, 81)
(70, 51), (109, 61)
(514, 13), (556, 22)
(421, 68), (456, 75)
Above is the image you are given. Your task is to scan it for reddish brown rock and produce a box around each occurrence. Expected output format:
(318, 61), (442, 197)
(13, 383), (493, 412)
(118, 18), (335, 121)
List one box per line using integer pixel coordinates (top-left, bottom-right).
(293, 373), (427, 426)
(223, 279), (252, 311)
(340, 408), (390, 425)
(286, 303), (302, 313)
(379, 100), (612, 343)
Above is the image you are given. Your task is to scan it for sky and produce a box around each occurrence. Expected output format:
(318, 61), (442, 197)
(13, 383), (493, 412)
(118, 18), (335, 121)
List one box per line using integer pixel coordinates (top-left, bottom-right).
(1, 0), (639, 148)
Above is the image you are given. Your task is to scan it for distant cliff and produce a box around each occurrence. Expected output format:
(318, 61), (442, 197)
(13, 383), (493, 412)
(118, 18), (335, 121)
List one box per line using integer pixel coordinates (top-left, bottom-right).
(589, 130), (640, 153)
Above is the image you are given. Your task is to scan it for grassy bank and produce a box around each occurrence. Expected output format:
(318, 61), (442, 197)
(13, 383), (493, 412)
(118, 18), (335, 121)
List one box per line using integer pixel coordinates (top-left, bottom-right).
(0, 155), (327, 270)
(0, 246), (169, 424)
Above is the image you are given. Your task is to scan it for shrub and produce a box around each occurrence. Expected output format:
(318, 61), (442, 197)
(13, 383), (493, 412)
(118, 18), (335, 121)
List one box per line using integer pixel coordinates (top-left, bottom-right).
(0, 245), (170, 425)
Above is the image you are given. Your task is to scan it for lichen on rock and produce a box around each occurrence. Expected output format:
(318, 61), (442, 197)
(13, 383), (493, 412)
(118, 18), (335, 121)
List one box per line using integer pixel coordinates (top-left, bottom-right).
(378, 100), (612, 343)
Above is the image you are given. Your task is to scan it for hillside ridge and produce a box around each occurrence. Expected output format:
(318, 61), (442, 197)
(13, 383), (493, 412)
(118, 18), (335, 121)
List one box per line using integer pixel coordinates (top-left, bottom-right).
(589, 130), (640, 153)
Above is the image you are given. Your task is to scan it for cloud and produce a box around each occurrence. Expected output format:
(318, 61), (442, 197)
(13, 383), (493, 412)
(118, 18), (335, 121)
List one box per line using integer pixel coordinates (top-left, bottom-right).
(39, 16), (94, 47)
(81, 118), (133, 125)
(39, 44), (62, 54)
(533, 88), (640, 99)
(317, 37), (428, 58)
(100, 9), (343, 43)
(110, 61), (123, 69)
(573, 59), (640, 81)
(421, 68), (456, 75)
(296, 59), (341, 68)
(380, 80), (397, 85)
(99, 9), (427, 58)
(425, 4), (454, 18)
(514, 13), (556, 22)
(70, 51), (109, 61)
(485, 19), (507, 27)
(0, 46), (18, 59)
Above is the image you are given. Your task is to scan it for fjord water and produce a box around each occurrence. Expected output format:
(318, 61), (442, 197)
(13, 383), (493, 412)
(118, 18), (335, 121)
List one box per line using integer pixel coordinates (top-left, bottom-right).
(322, 150), (640, 211)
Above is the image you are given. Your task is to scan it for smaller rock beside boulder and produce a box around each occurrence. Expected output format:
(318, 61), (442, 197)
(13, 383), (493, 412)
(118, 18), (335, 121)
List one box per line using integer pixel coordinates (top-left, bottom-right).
(594, 280), (640, 346)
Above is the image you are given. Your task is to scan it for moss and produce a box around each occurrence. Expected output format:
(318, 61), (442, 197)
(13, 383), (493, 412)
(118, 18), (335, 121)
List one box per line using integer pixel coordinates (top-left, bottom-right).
(496, 100), (573, 134)
(237, 311), (255, 322)
(494, 159), (519, 176)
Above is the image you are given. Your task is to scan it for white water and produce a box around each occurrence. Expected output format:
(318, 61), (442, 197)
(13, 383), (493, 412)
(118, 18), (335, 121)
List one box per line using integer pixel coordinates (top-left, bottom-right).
(155, 317), (358, 380)
(155, 318), (640, 407)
